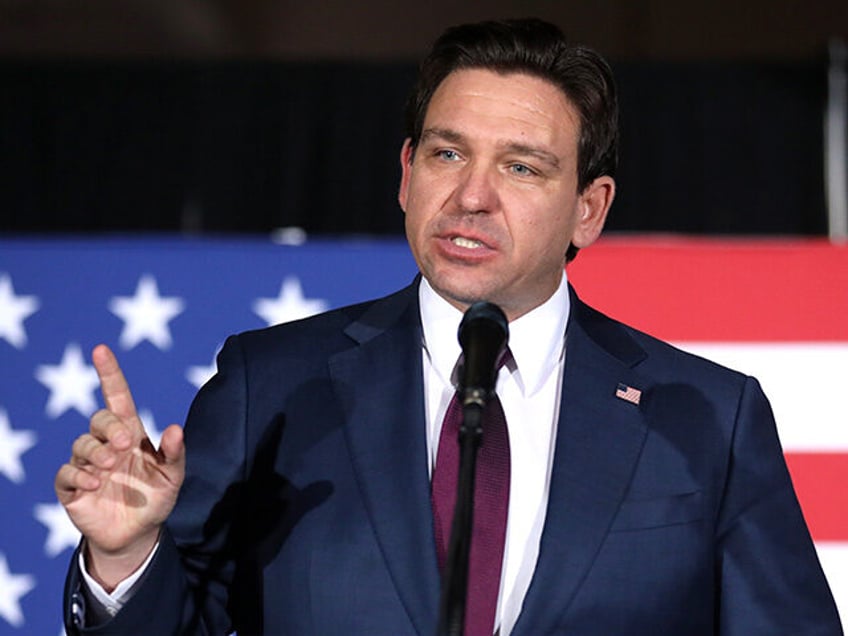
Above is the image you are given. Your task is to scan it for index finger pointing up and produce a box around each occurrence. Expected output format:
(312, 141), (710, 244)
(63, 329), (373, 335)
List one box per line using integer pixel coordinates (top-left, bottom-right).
(92, 344), (139, 422)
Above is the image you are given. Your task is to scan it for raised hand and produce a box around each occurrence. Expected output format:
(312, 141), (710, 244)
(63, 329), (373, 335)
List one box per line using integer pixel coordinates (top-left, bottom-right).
(55, 344), (185, 589)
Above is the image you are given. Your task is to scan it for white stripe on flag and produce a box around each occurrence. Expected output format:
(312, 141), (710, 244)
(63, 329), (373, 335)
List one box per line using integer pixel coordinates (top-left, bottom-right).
(674, 343), (848, 451)
(815, 542), (848, 631)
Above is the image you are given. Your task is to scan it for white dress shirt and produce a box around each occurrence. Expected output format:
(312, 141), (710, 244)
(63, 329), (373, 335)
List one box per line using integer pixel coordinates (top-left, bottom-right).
(419, 274), (569, 635)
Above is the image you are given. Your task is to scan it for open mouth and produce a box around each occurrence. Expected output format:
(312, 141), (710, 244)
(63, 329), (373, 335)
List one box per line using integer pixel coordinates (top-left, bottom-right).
(451, 236), (485, 249)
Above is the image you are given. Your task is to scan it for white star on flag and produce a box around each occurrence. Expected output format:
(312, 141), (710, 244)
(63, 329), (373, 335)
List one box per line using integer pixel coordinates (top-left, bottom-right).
(109, 274), (185, 350)
(253, 277), (328, 327)
(186, 348), (220, 390)
(33, 502), (81, 558)
(0, 408), (37, 484)
(0, 273), (40, 349)
(35, 343), (101, 419)
(0, 552), (36, 628)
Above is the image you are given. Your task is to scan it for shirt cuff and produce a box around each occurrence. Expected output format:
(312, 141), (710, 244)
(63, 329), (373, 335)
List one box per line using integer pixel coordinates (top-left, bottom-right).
(78, 539), (160, 619)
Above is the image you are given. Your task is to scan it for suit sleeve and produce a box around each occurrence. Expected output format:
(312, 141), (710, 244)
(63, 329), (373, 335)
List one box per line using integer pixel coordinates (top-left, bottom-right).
(63, 334), (252, 635)
(64, 529), (207, 635)
(715, 376), (842, 635)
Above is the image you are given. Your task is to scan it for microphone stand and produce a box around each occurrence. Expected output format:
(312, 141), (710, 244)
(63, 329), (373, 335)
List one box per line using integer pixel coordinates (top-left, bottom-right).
(436, 398), (485, 636)
(436, 300), (508, 636)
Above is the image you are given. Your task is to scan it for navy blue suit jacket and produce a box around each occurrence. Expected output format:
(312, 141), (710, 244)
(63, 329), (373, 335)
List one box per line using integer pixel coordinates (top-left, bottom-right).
(65, 280), (841, 634)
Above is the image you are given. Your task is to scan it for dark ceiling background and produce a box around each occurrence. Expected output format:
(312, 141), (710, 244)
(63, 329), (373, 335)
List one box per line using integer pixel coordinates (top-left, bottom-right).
(1, 1), (845, 238)
(1, 0), (845, 61)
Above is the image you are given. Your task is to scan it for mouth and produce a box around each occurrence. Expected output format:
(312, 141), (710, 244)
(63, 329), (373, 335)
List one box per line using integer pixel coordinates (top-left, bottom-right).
(450, 236), (485, 249)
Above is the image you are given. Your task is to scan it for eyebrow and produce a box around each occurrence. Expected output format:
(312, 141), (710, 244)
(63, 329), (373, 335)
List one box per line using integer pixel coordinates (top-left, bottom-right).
(503, 142), (561, 170)
(420, 127), (464, 145)
(419, 127), (561, 170)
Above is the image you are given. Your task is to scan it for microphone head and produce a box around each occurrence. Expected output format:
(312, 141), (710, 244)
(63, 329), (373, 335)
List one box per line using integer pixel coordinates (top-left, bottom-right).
(458, 301), (508, 350)
(458, 302), (509, 404)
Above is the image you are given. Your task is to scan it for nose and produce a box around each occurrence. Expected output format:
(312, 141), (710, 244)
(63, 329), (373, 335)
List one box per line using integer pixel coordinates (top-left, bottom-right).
(453, 162), (500, 214)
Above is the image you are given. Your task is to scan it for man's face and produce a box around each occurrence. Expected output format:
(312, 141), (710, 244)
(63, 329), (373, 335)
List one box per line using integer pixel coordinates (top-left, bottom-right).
(399, 68), (614, 321)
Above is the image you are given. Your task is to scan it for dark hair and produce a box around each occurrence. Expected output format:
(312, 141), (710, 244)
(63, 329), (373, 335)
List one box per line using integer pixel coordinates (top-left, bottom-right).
(405, 18), (618, 261)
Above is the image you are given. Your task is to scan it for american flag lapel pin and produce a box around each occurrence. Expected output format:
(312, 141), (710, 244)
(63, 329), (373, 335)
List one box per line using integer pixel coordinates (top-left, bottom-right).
(615, 382), (642, 406)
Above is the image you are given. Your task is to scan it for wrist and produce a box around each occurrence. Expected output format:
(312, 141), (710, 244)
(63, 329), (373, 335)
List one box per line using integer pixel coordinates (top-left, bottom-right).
(84, 528), (161, 593)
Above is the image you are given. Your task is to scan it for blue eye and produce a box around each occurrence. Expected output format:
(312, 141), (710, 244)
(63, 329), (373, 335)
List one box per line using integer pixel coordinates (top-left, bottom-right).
(438, 149), (460, 161)
(510, 163), (534, 176)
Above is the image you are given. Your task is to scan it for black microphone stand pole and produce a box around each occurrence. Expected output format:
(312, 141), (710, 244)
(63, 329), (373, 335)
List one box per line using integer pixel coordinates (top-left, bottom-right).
(436, 301), (508, 636)
(436, 401), (484, 636)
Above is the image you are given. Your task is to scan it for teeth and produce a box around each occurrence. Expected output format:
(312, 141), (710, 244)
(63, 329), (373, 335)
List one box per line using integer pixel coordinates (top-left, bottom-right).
(452, 236), (483, 248)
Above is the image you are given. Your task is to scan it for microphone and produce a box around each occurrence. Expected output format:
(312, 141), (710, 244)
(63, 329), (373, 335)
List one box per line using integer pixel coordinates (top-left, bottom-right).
(458, 302), (509, 409)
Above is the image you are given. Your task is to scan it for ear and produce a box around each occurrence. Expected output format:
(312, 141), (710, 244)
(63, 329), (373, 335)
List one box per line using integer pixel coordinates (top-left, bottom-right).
(398, 138), (415, 213)
(571, 175), (616, 249)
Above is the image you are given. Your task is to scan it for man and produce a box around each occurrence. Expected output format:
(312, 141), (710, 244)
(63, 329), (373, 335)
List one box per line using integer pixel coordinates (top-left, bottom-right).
(57, 18), (841, 635)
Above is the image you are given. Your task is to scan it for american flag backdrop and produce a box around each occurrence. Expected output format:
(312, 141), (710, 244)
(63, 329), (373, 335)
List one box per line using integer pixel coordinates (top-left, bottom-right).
(569, 237), (848, 630)
(0, 236), (845, 634)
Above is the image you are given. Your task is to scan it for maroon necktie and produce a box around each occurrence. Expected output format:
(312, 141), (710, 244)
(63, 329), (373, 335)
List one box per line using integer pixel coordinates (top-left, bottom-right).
(431, 358), (511, 636)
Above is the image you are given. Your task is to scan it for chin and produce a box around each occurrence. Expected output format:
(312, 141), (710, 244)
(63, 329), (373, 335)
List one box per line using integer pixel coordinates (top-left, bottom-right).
(425, 265), (505, 303)
(437, 283), (497, 309)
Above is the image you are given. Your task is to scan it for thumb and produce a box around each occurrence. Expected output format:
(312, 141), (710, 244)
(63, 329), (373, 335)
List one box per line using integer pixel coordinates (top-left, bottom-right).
(158, 424), (186, 469)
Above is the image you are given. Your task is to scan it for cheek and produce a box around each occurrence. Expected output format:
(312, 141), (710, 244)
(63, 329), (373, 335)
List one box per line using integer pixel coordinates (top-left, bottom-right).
(513, 208), (573, 257)
(403, 175), (427, 215)
(539, 230), (573, 270)
(403, 199), (428, 248)
(405, 175), (445, 226)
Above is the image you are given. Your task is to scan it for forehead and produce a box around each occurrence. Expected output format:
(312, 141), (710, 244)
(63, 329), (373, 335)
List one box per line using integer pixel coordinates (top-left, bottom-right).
(422, 68), (580, 148)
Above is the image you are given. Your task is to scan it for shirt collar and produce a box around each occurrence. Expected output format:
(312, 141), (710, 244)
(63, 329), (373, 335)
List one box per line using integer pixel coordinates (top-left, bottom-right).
(418, 273), (570, 395)
(419, 278), (464, 388)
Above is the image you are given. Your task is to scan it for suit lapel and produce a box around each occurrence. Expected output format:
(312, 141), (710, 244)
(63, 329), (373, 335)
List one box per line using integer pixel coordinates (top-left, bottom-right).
(328, 283), (440, 636)
(513, 291), (650, 634)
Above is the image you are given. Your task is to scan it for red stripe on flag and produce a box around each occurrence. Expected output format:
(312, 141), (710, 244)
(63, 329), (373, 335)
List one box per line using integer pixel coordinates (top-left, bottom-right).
(785, 452), (848, 542)
(568, 238), (848, 342)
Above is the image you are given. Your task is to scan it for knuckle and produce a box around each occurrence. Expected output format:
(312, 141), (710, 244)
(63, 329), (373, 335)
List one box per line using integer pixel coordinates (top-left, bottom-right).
(89, 409), (115, 432)
(90, 407), (115, 423)
(55, 464), (75, 489)
(71, 435), (104, 465)
(70, 436), (89, 456)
